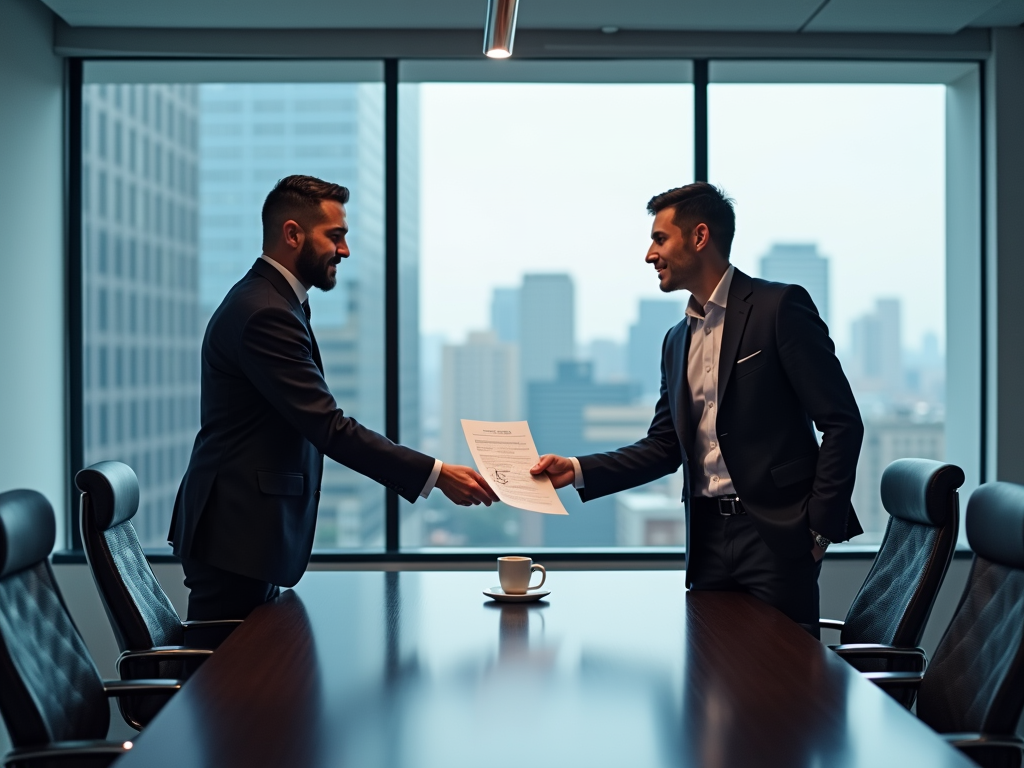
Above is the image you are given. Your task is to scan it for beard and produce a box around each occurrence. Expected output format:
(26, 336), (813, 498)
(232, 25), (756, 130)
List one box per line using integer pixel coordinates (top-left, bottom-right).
(294, 239), (338, 291)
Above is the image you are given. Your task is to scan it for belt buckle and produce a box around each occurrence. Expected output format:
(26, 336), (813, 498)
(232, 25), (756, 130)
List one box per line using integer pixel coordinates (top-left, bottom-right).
(717, 496), (742, 516)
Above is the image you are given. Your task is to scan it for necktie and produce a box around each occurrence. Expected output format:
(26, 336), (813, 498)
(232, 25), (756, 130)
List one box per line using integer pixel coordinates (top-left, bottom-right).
(301, 300), (323, 373)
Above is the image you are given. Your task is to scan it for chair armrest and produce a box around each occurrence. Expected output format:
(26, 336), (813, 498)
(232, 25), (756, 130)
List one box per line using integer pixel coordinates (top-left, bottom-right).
(102, 679), (183, 696)
(861, 671), (924, 690)
(116, 647), (212, 677)
(831, 644), (927, 670)
(182, 619), (244, 649)
(943, 732), (1024, 751)
(819, 618), (845, 631)
(181, 619), (244, 629)
(3, 739), (132, 768)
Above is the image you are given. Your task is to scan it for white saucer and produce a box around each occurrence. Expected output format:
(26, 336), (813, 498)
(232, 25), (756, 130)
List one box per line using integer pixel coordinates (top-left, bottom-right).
(483, 586), (551, 603)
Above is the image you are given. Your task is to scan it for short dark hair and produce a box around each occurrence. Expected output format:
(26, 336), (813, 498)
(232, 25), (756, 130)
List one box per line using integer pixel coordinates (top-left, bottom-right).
(647, 183), (736, 259)
(261, 175), (350, 247)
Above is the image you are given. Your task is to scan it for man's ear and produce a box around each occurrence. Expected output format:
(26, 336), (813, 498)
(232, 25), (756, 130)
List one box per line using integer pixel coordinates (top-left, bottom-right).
(281, 219), (304, 249)
(692, 222), (710, 251)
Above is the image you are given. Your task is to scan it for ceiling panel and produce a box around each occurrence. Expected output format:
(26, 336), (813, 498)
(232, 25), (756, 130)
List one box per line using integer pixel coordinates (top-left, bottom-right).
(967, 0), (1024, 26)
(37, 0), (1022, 33)
(35, 0), (825, 31)
(805, 0), (1007, 33)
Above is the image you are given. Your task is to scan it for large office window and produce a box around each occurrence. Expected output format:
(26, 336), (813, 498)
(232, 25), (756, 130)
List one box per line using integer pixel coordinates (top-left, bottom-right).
(74, 58), (980, 556)
(80, 62), (386, 550)
(398, 62), (695, 549)
(709, 61), (978, 546)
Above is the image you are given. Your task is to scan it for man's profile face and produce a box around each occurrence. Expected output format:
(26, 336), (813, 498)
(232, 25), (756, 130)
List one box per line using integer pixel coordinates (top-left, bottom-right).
(294, 200), (349, 291)
(645, 208), (701, 293)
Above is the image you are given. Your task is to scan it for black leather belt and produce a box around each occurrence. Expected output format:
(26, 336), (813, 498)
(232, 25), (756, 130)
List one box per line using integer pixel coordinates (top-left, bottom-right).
(693, 495), (746, 516)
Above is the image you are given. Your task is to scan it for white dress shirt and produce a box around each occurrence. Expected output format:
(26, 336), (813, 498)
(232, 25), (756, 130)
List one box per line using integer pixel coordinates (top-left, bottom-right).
(570, 266), (736, 498)
(260, 255), (442, 498)
(685, 266), (736, 497)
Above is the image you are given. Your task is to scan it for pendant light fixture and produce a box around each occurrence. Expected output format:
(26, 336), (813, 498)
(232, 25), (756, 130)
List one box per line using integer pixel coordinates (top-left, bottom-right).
(483, 0), (519, 58)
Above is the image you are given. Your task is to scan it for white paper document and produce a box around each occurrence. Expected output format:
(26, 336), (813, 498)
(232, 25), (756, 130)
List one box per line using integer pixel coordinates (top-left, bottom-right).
(460, 420), (569, 516)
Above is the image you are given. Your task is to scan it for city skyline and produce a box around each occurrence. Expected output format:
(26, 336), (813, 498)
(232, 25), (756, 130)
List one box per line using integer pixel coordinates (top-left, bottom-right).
(80, 77), (949, 551)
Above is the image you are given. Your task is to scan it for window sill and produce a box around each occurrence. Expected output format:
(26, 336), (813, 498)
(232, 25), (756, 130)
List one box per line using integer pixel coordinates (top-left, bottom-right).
(50, 545), (975, 567)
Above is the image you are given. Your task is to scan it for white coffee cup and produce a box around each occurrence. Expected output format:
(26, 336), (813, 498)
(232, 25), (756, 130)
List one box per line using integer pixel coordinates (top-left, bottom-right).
(497, 556), (546, 595)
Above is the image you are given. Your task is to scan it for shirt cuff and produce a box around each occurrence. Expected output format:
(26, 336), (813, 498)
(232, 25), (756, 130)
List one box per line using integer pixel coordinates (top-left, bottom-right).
(569, 456), (584, 489)
(420, 459), (443, 498)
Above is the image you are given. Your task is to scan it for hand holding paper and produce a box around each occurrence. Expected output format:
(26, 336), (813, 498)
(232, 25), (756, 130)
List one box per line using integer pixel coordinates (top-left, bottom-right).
(460, 420), (569, 515)
(530, 454), (576, 489)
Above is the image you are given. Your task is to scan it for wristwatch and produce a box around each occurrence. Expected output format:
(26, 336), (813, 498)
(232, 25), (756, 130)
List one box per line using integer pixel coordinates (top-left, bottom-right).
(811, 530), (831, 550)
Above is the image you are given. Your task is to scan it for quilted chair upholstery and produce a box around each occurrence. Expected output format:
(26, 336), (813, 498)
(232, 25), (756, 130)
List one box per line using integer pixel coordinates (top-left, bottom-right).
(0, 490), (110, 747)
(912, 482), (1024, 768)
(75, 461), (184, 653)
(840, 459), (964, 648)
(75, 462), (234, 729)
(0, 489), (178, 768)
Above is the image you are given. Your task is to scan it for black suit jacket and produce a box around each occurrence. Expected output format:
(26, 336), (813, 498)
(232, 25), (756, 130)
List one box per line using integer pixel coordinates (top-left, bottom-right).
(169, 258), (435, 586)
(578, 268), (863, 575)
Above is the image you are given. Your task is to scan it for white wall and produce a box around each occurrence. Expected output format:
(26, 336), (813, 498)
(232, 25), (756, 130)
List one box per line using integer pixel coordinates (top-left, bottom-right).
(0, 0), (65, 753)
(0, 0), (67, 543)
(987, 28), (1024, 483)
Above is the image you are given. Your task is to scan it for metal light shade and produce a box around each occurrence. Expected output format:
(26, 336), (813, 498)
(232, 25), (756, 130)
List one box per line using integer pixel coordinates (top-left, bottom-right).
(483, 0), (519, 58)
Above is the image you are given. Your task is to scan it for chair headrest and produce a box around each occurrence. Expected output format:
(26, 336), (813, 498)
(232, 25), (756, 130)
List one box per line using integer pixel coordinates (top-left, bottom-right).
(75, 461), (140, 531)
(880, 459), (965, 526)
(967, 482), (1024, 568)
(0, 490), (56, 578)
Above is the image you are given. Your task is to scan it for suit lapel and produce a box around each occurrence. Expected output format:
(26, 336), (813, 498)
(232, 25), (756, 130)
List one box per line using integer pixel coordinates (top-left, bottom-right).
(251, 258), (324, 374)
(717, 268), (753, 408)
(677, 319), (694, 450)
(308, 325), (324, 374)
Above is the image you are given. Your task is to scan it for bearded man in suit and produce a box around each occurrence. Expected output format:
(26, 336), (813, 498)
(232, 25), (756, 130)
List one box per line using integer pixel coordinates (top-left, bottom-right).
(170, 175), (497, 620)
(532, 183), (863, 636)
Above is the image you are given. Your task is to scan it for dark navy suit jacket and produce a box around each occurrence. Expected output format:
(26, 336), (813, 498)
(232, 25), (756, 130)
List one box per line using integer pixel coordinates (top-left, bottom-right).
(578, 268), (863, 581)
(169, 258), (435, 586)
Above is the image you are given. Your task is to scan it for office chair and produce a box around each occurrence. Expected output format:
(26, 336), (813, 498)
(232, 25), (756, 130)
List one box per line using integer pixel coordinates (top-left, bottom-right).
(867, 481), (1024, 768)
(0, 488), (182, 768)
(75, 461), (241, 683)
(821, 459), (963, 683)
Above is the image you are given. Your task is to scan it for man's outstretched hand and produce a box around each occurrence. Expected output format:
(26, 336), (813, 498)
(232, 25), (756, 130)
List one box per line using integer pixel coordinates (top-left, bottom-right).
(436, 464), (500, 506)
(530, 454), (576, 489)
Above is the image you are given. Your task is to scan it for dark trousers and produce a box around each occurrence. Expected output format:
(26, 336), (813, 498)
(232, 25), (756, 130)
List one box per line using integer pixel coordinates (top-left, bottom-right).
(688, 499), (823, 639)
(182, 557), (281, 621)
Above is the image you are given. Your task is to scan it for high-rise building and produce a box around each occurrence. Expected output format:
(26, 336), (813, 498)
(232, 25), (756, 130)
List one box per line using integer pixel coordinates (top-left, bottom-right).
(528, 361), (638, 546)
(198, 82), (405, 548)
(518, 274), (574, 394)
(82, 83), (201, 547)
(628, 299), (684, 399)
(853, 415), (945, 540)
(585, 339), (627, 382)
(490, 287), (520, 344)
(759, 243), (830, 326)
(439, 331), (519, 466)
(850, 298), (902, 395)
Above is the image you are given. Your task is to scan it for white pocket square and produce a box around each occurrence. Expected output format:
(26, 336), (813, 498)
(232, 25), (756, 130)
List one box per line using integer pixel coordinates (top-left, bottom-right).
(737, 350), (762, 364)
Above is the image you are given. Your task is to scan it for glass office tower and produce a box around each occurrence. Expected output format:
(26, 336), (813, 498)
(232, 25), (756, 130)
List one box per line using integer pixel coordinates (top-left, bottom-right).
(83, 76), (399, 550)
(81, 84), (201, 546)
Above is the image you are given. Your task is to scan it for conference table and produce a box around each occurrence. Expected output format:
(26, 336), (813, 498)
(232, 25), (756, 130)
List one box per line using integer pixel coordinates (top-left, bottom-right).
(114, 570), (973, 768)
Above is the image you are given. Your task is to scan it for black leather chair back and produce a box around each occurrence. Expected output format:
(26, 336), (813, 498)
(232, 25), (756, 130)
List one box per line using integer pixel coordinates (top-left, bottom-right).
(841, 459), (963, 646)
(0, 489), (110, 746)
(918, 482), (1024, 737)
(76, 461), (184, 652)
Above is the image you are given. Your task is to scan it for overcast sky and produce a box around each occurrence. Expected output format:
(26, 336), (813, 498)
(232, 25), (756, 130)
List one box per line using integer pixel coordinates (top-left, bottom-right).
(417, 82), (945, 354)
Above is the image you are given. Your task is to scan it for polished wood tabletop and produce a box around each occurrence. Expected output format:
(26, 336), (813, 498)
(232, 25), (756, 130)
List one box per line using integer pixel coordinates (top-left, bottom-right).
(115, 570), (973, 768)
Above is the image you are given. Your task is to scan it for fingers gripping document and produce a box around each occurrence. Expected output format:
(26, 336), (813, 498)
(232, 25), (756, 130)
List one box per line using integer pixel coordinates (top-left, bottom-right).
(461, 420), (568, 515)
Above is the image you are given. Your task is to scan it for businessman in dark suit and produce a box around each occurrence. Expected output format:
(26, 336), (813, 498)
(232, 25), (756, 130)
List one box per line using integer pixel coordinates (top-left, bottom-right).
(170, 175), (497, 620)
(532, 183), (862, 635)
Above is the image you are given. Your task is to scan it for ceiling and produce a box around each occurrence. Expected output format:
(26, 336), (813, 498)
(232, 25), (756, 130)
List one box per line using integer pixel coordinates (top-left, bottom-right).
(37, 0), (1024, 33)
